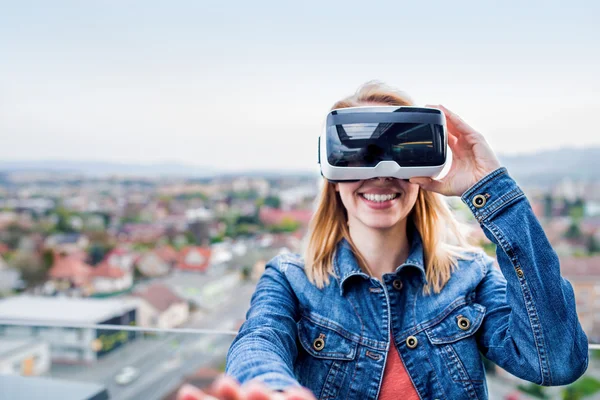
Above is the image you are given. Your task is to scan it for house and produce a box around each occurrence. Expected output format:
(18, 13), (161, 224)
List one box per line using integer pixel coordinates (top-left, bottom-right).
(47, 252), (94, 295)
(136, 245), (178, 278)
(177, 246), (211, 272)
(89, 261), (133, 296)
(44, 233), (89, 255)
(102, 247), (136, 272)
(129, 284), (189, 329)
(560, 255), (600, 342)
(258, 207), (313, 227)
(0, 256), (22, 294)
(0, 243), (9, 256)
(117, 223), (166, 244)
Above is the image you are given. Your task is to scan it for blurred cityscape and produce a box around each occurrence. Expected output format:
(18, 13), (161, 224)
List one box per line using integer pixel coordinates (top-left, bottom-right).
(0, 150), (599, 400)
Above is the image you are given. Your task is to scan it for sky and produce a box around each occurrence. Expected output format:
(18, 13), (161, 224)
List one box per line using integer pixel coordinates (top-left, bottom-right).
(1, 0), (599, 173)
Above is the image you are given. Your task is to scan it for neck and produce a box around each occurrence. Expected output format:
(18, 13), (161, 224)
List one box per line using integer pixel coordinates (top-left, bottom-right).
(347, 219), (411, 281)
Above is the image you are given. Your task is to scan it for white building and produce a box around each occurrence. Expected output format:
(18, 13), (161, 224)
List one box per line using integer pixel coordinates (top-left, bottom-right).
(90, 261), (133, 295)
(128, 284), (189, 329)
(0, 339), (51, 376)
(0, 296), (137, 364)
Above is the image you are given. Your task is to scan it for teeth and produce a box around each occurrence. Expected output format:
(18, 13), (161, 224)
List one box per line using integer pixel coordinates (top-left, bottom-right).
(361, 193), (398, 202)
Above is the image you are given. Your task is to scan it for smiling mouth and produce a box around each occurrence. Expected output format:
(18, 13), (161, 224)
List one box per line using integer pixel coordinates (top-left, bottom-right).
(358, 193), (400, 202)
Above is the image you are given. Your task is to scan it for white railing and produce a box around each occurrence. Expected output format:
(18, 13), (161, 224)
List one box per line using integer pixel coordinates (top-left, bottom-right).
(1, 319), (598, 349)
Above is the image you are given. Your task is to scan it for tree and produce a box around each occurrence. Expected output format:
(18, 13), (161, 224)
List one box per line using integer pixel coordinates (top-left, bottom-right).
(89, 244), (113, 265)
(54, 207), (77, 233)
(11, 252), (47, 287)
(587, 235), (600, 254)
(562, 376), (600, 399)
(564, 222), (583, 239)
(269, 217), (300, 233)
(517, 383), (549, 399)
(263, 196), (281, 209)
(543, 194), (553, 218)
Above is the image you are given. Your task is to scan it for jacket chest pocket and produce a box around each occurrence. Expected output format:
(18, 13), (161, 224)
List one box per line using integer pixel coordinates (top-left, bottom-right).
(296, 316), (358, 400)
(425, 302), (487, 384)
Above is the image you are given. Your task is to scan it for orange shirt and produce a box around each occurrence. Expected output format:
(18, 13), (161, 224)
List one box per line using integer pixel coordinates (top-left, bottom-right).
(378, 332), (420, 400)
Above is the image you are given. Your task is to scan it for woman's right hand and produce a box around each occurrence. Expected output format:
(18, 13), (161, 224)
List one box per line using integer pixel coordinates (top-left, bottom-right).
(176, 375), (317, 400)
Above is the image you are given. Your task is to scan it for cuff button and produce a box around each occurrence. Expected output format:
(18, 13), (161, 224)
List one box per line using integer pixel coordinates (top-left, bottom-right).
(472, 194), (487, 208)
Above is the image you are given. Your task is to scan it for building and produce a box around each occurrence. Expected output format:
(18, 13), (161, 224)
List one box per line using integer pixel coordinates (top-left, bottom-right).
(258, 207), (313, 227)
(129, 284), (189, 329)
(560, 255), (600, 342)
(0, 375), (109, 400)
(177, 246), (212, 272)
(186, 208), (213, 246)
(118, 223), (166, 244)
(0, 296), (136, 363)
(0, 339), (51, 376)
(47, 252), (94, 295)
(0, 268), (22, 295)
(102, 247), (136, 272)
(89, 260), (133, 296)
(136, 246), (177, 277)
(44, 233), (90, 255)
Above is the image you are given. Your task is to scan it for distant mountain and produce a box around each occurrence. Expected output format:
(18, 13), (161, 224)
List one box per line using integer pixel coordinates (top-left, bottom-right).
(0, 160), (316, 180)
(1, 147), (599, 183)
(0, 160), (217, 178)
(499, 147), (600, 186)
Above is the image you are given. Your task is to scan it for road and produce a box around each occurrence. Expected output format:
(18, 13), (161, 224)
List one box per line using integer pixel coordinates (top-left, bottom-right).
(49, 279), (257, 400)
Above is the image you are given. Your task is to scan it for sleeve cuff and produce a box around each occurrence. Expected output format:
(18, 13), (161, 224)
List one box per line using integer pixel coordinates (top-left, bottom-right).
(460, 167), (525, 223)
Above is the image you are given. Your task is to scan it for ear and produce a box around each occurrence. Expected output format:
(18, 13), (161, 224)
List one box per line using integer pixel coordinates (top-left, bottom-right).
(334, 183), (339, 192)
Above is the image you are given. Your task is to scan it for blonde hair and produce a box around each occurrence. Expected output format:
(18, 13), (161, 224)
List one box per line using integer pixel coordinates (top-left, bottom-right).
(304, 81), (480, 294)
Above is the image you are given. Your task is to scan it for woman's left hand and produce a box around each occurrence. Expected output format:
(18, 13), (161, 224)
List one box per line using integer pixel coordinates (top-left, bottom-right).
(409, 105), (502, 197)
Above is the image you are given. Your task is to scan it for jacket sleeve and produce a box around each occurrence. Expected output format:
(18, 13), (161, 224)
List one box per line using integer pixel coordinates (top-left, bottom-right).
(465, 167), (589, 386)
(225, 256), (302, 391)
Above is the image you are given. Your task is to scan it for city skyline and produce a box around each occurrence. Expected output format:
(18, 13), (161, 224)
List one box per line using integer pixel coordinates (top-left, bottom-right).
(1, 1), (599, 171)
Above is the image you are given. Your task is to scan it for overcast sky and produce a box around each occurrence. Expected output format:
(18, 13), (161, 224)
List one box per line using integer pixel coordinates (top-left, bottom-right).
(1, 0), (599, 173)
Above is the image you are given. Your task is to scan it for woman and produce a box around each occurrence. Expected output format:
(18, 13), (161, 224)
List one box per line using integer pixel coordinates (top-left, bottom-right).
(178, 82), (588, 400)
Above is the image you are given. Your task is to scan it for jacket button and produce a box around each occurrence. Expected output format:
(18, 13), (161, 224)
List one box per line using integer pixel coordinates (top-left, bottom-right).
(457, 315), (471, 330)
(313, 334), (325, 351)
(392, 279), (402, 290)
(406, 335), (418, 349)
(472, 194), (487, 208)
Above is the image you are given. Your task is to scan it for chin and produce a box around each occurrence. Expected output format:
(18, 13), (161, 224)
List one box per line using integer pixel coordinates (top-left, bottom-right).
(362, 217), (402, 230)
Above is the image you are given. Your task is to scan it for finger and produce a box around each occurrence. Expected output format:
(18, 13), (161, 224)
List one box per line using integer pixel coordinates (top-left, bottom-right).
(408, 177), (447, 195)
(211, 375), (243, 400)
(283, 386), (317, 400)
(241, 381), (274, 400)
(438, 105), (479, 137)
(447, 131), (459, 149)
(177, 384), (216, 400)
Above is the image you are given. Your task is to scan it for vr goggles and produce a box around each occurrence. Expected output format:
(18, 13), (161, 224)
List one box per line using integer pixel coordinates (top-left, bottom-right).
(318, 106), (450, 182)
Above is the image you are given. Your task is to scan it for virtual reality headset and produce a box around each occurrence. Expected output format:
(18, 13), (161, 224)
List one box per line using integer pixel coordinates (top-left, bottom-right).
(318, 106), (451, 182)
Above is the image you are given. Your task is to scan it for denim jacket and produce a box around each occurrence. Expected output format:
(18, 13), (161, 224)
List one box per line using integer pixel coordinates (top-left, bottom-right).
(225, 167), (589, 400)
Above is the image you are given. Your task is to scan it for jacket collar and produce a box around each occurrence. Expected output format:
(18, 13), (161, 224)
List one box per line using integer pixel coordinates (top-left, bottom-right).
(333, 225), (427, 296)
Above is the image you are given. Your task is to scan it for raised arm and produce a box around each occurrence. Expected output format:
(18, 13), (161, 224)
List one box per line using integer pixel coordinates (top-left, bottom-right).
(409, 105), (589, 385)
(464, 167), (589, 385)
